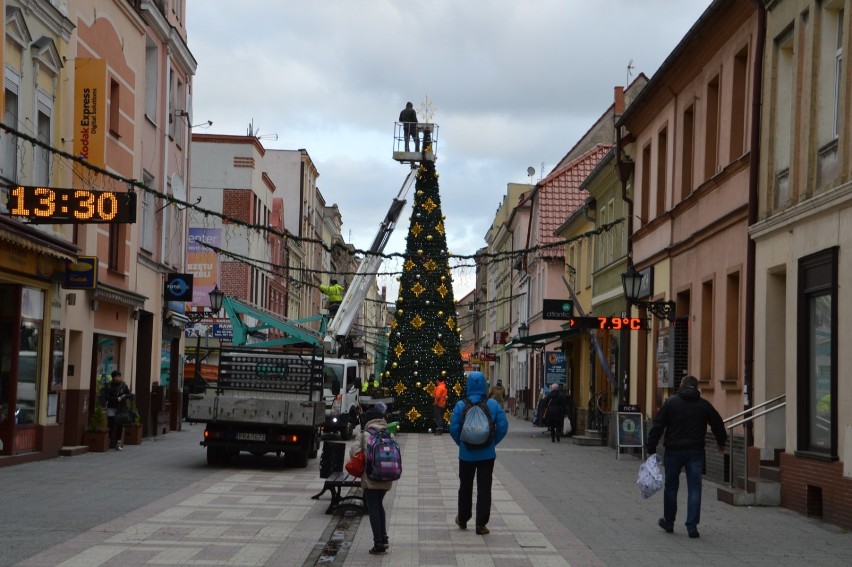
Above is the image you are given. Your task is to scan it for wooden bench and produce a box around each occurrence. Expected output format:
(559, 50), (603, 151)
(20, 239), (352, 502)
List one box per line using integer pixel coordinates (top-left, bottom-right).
(311, 471), (365, 515)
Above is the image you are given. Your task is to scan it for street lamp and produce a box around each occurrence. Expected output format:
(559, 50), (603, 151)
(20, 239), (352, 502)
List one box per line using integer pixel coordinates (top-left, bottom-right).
(621, 264), (675, 321)
(518, 323), (529, 339)
(187, 286), (227, 393)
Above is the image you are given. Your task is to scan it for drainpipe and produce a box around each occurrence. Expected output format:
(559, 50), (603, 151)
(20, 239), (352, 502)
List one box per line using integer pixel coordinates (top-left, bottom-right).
(745, 0), (766, 444)
(615, 87), (635, 419)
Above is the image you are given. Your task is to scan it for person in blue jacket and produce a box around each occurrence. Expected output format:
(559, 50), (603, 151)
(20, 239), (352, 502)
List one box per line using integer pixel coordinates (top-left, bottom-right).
(449, 371), (509, 535)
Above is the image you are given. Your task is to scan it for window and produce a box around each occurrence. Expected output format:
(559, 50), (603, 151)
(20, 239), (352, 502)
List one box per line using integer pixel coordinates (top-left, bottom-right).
(640, 143), (651, 225)
(34, 94), (52, 186)
(724, 271), (740, 381)
(704, 75), (720, 179)
(731, 46), (749, 159)
(832, 8), (843, 139)
(109, 79), (120, 137)
(797, 248), (837, 456)
(773, 30), (795, 208)
(656, 126), (667, 217)
(700, 279), (713, 382)
(145, 38), (158, 120)
(1, 77), (20, 189)
(681, 104), (695, 201)
(141, 171), (155, 252)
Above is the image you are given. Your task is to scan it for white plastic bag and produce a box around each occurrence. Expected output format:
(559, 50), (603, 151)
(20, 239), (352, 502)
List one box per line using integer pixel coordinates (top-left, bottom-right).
(637, 454), (663, 499)
(563, 416), (572, 435)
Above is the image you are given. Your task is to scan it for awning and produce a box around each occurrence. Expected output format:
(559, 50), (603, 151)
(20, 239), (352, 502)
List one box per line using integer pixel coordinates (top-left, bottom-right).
(504, 328), (581, 350)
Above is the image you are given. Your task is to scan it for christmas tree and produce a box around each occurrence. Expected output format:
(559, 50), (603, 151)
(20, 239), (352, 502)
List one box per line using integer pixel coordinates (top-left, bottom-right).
(383, 152), (465, 433)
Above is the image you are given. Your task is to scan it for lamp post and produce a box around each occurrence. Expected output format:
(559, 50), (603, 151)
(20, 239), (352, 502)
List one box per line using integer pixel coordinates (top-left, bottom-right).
(187, 286), (226, 393)
(621, 264), (675, 321)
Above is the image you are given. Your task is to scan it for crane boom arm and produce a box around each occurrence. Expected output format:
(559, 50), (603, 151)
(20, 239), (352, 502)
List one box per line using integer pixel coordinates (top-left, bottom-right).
(326, 168), (417, 339)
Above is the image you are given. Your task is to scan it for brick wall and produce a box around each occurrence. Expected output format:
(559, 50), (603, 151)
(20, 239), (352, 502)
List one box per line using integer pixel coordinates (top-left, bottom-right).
(221, 262), (250, 299)
(780, 452), (852, 530)
(222, 189), (252, 224)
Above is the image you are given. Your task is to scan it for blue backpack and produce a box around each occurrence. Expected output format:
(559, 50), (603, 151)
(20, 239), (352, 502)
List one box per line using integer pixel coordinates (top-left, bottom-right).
(460, 399), (496, 449)
(365, 427), (402, 481)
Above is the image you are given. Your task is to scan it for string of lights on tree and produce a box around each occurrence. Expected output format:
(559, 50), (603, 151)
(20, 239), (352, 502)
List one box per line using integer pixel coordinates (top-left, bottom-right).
(383, 151), (465, 434)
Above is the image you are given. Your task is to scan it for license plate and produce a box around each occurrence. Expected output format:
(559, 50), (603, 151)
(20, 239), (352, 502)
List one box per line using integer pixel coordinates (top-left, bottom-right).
(237, 432), (266, 441)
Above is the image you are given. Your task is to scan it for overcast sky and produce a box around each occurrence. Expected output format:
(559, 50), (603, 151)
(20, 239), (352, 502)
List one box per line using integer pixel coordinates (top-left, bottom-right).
(186, 0), (713, 299)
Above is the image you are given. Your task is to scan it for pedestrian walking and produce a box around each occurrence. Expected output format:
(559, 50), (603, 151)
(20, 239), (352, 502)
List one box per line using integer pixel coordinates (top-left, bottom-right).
(488, 379), (506, 409)
(351, 401), (397, 555)
(449, 371), (509, 535)
(433, 376), (448, 434)
(102, 370), (133, 451)
(645, 375), (727, 538)
(542, 383), (568, 442)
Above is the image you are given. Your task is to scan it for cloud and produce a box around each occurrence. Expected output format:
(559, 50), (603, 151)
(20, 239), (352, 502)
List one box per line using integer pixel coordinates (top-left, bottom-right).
(187, 0), (713, 299)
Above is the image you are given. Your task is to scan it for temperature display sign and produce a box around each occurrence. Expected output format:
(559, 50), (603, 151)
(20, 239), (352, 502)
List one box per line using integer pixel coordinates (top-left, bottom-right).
(7, 185), (137, 224)
(567, 316), (649, 331)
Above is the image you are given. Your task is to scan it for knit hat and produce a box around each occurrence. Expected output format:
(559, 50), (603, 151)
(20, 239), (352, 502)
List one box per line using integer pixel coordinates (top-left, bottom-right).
(375, 402), (387, 415)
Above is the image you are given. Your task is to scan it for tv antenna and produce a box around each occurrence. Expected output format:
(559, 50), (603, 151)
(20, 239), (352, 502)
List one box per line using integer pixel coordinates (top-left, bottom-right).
(626, 59), (635, 86)
(247, 118), (278, 141)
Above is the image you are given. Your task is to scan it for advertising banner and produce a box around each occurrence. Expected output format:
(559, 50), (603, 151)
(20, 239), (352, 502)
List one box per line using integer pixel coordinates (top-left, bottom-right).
(73, 59), (106, 171)
(544, 351), (566, 386)
(187, 228), (221, 306)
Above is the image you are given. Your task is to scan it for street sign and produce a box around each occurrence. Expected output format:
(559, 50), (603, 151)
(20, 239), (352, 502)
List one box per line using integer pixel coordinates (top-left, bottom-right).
(543, 299), (573, 320)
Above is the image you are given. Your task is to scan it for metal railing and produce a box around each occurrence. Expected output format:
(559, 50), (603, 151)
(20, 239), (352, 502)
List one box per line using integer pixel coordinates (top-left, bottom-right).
(724, 394), (786, 491)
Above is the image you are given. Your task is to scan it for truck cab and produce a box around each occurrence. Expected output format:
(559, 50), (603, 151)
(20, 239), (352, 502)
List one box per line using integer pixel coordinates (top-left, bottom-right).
(321, 357), (361, 439)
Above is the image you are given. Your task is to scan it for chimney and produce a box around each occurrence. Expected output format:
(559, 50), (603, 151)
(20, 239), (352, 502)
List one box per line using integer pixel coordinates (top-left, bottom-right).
(614, 86), (625, 118)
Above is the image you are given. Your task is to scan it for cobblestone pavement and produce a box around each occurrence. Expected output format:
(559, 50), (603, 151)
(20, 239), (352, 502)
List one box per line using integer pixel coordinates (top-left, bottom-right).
(1, 416), (850, 566)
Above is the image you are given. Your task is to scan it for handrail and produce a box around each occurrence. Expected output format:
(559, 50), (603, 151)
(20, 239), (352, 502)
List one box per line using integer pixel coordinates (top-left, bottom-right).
(727, 401), (786, 430)
(725, 394), (786, 491)
(724, 393), (786, 424)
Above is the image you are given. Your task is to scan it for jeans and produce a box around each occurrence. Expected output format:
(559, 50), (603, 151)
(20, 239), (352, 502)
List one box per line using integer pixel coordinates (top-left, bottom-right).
(433, 405), (445, 432)
(363, 488), (387, 546)
(663, 449), (704, 531)
(458, 458), (494, 528)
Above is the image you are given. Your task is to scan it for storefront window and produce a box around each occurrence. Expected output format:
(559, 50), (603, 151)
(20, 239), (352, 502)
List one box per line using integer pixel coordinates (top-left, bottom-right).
(17, 288), (44, 425)
(798, 248), (837, 456)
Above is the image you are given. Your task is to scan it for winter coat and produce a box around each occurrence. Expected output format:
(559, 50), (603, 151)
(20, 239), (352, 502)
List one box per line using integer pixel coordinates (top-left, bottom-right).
(645, 384), (728, 454)
(449, 371), (508, 461)
(351, 418), (393, 490)
(542, 390), (568, 428)
(433, 380), (448, 408)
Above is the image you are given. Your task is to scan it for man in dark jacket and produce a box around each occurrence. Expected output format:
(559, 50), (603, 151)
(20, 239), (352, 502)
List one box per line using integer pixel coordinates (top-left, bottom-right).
(398, 102), (419, 152)
(646, 375), (727, 538)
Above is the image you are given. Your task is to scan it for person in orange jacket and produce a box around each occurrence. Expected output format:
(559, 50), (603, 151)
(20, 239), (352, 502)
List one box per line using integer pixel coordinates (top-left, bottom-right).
(433, 377), (448, 435)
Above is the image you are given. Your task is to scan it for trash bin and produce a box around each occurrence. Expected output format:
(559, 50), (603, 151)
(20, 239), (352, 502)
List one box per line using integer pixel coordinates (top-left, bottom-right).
(319, 441), (346, 478)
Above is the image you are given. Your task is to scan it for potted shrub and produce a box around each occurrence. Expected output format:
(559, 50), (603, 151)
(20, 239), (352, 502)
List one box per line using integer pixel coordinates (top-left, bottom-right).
(123, 401), (143, 445)
(83, 403), (110, 452)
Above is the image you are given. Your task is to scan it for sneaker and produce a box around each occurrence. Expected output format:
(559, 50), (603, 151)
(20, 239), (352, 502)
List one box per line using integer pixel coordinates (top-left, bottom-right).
(383, 536), (389, 550)
(475, 525), (490, 535)
(116, 442), (124, 451)
(368, 545), (386, 555)
(658, 518), (673, 533)
(454, 516), (467, 530)
(688, 530), (700, 539)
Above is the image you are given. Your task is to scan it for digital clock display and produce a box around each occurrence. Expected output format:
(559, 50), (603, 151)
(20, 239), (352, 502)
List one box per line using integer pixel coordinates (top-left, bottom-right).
(7, 185), (137, 224)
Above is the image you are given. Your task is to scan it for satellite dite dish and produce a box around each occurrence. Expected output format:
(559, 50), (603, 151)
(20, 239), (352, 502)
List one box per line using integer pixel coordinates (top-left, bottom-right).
(527, 166), (535, 177)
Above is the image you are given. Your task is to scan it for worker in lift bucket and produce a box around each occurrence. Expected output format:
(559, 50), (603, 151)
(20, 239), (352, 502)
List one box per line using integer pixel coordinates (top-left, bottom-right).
(320, 279), (344, 317)
(399, 102), (419, 153)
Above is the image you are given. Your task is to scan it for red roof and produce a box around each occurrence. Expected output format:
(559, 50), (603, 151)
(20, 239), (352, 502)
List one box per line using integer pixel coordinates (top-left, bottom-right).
(530, 143), (612, 258)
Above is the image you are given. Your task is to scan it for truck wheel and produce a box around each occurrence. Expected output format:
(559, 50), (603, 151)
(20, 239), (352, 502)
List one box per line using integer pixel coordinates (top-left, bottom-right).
(207, 447), (224, 466)
(284, 451), (309, 468)
(309, 433), (320, 459)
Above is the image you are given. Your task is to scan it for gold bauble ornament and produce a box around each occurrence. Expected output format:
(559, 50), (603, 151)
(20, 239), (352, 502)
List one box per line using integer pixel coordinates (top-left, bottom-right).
(441, 370), (447, 376)
(392, 362), (398, 368)
(417, 249), (424, 255)
(416, 382), (421, 387)
(438, 311), (444, 317)
(398, 309), (404, 315)
(426, 235), (433, 241)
